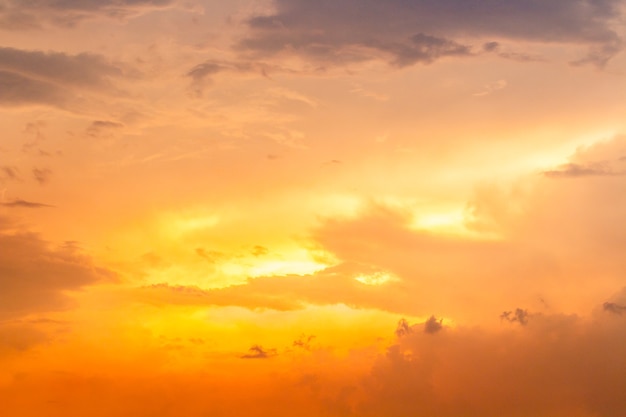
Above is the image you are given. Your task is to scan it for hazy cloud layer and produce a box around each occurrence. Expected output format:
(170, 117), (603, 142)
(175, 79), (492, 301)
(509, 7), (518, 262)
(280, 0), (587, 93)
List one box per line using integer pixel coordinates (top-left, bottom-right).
(0, 47), (124, 108)
(0, 0), (174, 29)
(134, 136), (626, 322)
(239, 0), (624, 67)
(359, 310), (626, 417)
(0, 218), (114, 319)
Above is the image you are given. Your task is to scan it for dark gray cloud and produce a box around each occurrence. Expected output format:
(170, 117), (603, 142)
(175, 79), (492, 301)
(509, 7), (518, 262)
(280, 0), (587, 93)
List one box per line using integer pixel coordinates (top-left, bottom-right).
(395, 318), (412, 338)
(500, 308), (530, 325)
(603, 302), (626, 315)
(423, 315), (443, 334)
(0, 0), (174, 29)
(0, 218), (114, 319)
(239, 0), (624, 68)
(0, 47), (124, 108)
(0, 199), (54, 208)
(240, 344), (277, 359)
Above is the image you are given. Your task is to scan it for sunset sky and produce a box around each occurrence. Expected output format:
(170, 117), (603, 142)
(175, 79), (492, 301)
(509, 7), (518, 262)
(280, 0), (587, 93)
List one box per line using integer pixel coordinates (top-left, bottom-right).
(1, 1), (626, 416)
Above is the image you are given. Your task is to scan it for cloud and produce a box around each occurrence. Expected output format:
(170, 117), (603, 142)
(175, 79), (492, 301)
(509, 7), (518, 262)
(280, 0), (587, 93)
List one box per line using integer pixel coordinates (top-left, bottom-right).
(32, 168), (52, 185)
(293, 334), (315, 350)
(0, 0), (174, 29)
(0, 165), (20, 183)
(186, 59), (287, 97)
(395, 318), (412, 338)
(86, 120), (124, 138)
(0, 217), (114, 319)
(238, 0), (624, 68)
(603, 302), (626, 315)
(240, 344), (277, 359)
(0, 47), (125, 109)
(543, 162), (625, 178)
(500, 308), (530, 325)
(0, 199), (54, 208)
(423, 315), (443, 334)
(359, 309), (626, 417)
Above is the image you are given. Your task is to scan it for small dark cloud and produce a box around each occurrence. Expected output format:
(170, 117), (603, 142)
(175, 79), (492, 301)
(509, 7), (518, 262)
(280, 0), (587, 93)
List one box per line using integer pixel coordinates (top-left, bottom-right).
(603, 302), (626, 315)
(500, 308), (529, 325)
(483, 42), (500, 52)
(543, 162), (624, 178)
(424, 315), (443, 334)
(0, 166), (20, 183)
(86, 120), (124, 138)
(32, 168), (52, 185)
(1, 199), (54, 208)
(395, 318), (412, 337)
(482, 41), (544, 62)
(240, 344), (277, 359)
(293, 334), (316, 350)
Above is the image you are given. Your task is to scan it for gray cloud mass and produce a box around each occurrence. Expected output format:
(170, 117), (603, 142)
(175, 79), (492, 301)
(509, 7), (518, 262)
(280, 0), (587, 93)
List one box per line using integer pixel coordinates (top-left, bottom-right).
(239, 0), (624, 68)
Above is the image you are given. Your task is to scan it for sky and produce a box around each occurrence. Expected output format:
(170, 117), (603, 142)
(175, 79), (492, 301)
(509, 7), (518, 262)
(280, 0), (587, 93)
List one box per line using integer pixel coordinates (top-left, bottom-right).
(1, 1), (626, 416)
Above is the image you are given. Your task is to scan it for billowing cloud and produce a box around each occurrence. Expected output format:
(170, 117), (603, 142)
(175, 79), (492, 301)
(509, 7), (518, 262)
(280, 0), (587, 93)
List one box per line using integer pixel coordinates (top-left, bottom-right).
(239, 0), (624, 68)
(359, 309), (626, 417)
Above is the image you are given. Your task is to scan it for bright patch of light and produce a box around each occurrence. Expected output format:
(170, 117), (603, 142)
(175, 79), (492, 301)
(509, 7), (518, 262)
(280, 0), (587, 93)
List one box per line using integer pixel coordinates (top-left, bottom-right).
(159, 210), (220, 238)
(354, 271), (398, 286)
(219, 249), (332, 278)
(411, 209), (467, 233)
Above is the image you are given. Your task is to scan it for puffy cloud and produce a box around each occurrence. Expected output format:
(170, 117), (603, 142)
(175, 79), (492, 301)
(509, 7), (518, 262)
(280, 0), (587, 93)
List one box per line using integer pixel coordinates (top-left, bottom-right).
(357, 309), (626, 417)
(423, 315), (443, 334)
(238, 0), (624, 68)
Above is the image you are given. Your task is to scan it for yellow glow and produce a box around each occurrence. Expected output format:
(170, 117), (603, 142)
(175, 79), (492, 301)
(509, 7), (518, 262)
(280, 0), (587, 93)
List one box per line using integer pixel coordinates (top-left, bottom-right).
(219, 248), (333, 278)
(159, 210), (220, 238)
(411, 209), (467, 233)
(354, 271), (398, 285)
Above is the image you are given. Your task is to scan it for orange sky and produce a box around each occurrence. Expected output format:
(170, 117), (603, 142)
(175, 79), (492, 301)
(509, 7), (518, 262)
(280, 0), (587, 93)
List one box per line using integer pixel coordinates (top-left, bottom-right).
(1, 1), (626, 416)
